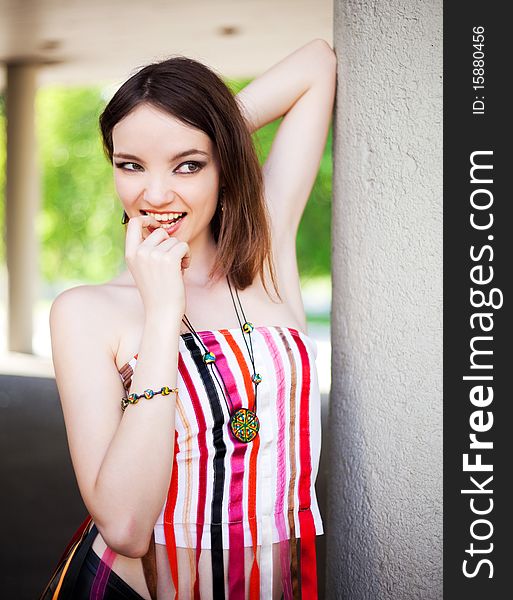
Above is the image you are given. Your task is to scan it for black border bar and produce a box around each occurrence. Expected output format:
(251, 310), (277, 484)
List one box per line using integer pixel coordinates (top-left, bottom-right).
(444, 3), (511, 596)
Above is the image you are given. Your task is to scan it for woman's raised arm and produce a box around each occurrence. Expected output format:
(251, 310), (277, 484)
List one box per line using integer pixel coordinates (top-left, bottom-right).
(236, 38), (336, 243)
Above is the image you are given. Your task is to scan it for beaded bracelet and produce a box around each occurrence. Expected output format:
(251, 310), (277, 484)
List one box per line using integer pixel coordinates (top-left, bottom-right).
(121, 386), (179, 412)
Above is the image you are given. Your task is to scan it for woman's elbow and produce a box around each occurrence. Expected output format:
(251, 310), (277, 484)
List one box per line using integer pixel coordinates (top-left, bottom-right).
(308, 39), (337, 79)
(311, 38), (337, 62)
(98, 519), (152, 559)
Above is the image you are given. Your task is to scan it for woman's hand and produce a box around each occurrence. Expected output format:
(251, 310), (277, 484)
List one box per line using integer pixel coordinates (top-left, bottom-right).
(124, 215), (191, 318)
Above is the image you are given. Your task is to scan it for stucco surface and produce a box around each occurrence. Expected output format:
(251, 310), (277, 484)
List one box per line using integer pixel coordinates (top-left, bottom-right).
(327, 1), (442, 598)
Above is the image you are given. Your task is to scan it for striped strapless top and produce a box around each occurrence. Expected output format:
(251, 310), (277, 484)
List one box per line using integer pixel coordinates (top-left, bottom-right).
(118, 325), (324, 599)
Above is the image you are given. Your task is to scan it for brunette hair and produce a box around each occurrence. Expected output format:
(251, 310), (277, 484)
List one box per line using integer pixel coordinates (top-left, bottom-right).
(99, 55), (282, 301)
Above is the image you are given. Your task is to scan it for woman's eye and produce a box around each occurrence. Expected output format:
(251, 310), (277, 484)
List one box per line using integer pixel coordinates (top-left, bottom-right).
(175, 161), (203, 174)
(114, 162), (141, 172)
(114, 161), (204, 174)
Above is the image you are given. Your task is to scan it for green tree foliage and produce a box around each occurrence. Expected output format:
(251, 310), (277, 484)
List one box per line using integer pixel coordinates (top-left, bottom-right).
(36, 87), (124, 282)
(0, 80), (331, 284)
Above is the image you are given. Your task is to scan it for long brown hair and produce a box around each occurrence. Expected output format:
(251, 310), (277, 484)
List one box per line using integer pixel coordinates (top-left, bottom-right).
(99, 55), (282, 302)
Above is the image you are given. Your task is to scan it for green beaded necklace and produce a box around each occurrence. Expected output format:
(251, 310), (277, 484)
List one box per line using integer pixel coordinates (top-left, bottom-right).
(181, 276), (262, 443)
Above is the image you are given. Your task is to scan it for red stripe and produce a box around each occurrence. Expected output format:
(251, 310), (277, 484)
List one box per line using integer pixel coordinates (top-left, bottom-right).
(164, 430), (180, 599)
(293, 331), (318, 599)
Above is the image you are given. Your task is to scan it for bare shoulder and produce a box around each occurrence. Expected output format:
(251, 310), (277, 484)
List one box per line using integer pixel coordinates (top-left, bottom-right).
(51, 282), (117, 313)
(50, 283), (122, 360)
(51, 277), (145, 375)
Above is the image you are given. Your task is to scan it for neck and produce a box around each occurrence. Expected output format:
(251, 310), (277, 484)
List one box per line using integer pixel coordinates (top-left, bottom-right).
(183, 230), (221, 288)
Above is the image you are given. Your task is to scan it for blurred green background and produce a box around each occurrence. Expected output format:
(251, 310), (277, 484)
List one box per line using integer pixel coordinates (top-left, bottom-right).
(0, 78), (331, 296)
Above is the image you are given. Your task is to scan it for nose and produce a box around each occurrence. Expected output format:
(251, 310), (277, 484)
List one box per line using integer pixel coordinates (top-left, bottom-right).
(143, 175), (175, 208)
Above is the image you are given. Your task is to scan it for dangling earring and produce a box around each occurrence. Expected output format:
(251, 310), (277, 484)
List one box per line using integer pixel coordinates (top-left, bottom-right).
(218, 186), (226, 212)
(121, 210), (129, 224)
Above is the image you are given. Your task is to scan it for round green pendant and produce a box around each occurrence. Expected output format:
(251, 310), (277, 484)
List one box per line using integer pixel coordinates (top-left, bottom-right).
(229, 407), (260, 443)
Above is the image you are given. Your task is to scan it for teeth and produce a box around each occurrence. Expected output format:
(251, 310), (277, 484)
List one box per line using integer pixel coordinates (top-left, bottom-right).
(146, 211), (185, 222)
(163, 215), (182, 226)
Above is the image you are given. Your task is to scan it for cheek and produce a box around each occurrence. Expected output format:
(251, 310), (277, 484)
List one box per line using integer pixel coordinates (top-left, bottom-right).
(114, 175), (139, 200)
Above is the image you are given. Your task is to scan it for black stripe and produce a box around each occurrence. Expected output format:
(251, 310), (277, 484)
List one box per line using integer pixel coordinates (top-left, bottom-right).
(183, 333), (227, 599)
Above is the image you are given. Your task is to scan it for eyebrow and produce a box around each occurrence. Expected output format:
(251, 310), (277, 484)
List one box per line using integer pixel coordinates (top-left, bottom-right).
(113, 149), (209, 162)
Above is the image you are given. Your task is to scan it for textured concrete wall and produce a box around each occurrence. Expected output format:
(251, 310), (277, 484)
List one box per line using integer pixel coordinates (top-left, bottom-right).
(327, 2), (442, 599)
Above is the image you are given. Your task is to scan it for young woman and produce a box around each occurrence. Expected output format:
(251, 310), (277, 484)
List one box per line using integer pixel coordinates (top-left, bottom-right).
(50, 39), (336, 600)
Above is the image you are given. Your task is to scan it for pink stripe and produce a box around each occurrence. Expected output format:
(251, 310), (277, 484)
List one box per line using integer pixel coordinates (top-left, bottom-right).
(260, 328), (293, 598)
(201, 330), (247, 600)
(89, 546), (116, 600)
(179, 352), (209, 599)
(293, 332), (313, 510)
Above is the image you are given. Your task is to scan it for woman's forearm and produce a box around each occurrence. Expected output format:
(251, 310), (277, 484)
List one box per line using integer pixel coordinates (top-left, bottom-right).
(93, 314), (181, 557)
(235, 38), (336, 133)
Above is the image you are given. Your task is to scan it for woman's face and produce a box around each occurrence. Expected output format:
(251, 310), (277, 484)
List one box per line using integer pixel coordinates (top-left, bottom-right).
(111, 102), (221, 242)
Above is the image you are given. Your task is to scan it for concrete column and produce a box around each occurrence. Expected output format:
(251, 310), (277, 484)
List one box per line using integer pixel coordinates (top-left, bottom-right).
(327, 2), (442, 599)
(5, 63), (40, 354)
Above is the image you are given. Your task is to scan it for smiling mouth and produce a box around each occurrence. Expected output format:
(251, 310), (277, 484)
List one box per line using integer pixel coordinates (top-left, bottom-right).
(142, 211), (187, 225)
